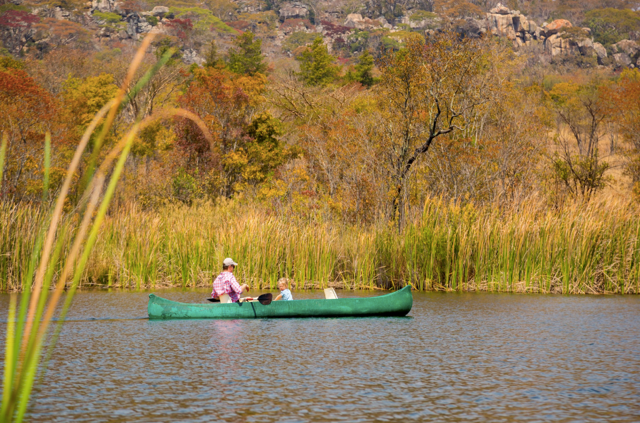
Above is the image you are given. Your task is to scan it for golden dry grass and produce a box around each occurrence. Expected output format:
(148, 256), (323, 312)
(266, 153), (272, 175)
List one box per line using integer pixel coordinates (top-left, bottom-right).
(2, 195), (638, 294)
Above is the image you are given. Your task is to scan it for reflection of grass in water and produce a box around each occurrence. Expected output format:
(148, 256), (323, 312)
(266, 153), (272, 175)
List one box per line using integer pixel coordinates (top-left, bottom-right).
(3, 195), (639, 296)
(0, 34), (212, 422)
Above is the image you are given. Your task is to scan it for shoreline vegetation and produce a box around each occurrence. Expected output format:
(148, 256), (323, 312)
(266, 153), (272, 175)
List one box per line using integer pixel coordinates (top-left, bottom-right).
(2, 197), (638, 295)
(2, 31), (640, 302)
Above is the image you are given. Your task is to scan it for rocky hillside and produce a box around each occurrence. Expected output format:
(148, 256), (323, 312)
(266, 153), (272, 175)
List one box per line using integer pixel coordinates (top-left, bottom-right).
(1, 0), (639, 69)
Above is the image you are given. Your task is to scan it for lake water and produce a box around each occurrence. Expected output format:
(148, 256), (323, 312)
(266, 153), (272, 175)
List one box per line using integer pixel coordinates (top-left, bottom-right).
(2, 289), (640, 422)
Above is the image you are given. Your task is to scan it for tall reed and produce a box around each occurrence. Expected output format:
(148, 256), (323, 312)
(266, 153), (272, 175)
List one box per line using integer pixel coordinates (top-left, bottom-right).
(1, 36), (212, 423)
(3, 196), (637, 294)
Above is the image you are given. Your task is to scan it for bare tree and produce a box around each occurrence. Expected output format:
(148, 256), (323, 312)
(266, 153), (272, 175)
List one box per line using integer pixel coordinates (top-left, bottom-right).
(548, 83), (611, 201)
(371, 32), (497, 228)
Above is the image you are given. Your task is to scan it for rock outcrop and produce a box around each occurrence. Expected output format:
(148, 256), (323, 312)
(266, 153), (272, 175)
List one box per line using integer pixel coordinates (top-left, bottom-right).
(593, 42), (607, 62)
(91, 0), (118, 13)
(182, 48), (205, 65)
(543, 30), (593, 57)
(278, 2), (309, 22)
(477, 4), (636, 67)
(611, 40), (640, 68)
(343, 14), (383, 30)
(151, 6), (169, 17)
(612, 39), (640, 57)
(540, 19), (571, 37)
(7, 0), (640, 70)
(613, 53), (633, 67)
(485, 4), (540, 46)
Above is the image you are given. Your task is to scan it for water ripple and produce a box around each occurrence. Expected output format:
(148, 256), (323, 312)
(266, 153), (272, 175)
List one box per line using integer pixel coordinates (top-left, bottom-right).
(0, 290), (638, 422)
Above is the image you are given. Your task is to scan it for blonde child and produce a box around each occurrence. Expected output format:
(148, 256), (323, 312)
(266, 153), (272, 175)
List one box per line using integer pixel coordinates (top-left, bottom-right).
(274, 278), (293, 301)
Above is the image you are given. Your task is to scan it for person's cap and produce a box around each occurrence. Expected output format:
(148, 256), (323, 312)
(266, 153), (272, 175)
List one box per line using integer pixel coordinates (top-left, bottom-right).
(223, 258), (238, 267)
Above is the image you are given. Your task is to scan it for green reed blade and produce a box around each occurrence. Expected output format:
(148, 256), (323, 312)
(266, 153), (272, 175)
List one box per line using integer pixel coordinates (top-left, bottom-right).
(42, 133), (50, 203)
(26, 226), (67, 385)
(40, 129), (139, 385)
(0, 132), (6, 187)
(13, 324), (45, 423)
(1, 295), (17, 419)
(12, 227), (45, 393)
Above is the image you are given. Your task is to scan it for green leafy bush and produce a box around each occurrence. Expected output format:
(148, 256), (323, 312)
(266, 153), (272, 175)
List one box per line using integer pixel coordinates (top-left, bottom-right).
(93, 11), (123, 24)
(0, 55), (24, 70)
(410, 10), (437, 21)
(297, 37), (340, 86)
(146, 15), (159, 26)
(347, 30), (369, 54)
(228, 31), (267, 75)
(585, 8), (640, 47)
(171, 7), (237, 33)
(381, 35), (401, 51)
(282, 32), (318, 52)
(0, 3), (30, 13)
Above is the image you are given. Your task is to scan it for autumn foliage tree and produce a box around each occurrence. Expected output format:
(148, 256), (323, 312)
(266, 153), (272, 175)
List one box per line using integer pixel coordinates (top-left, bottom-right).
(419, 81), (546, 205)
(165, 18), (194, 49)
(0, 9), (39, 53)
(606, 69), (640, 198)
(433, 0), (483, 18)
(175, 66), (269, 199)
(34, 18), (92, 51)
(296, 91), (382, 222)
(0, 66), (56, 199)
(61, 73), (119, 140)
(373, 32), (497, 226)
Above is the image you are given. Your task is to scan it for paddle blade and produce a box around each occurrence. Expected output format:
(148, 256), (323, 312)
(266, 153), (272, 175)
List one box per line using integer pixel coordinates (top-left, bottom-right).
(206, 298), (220, 303)
(257, 293), (272, 305)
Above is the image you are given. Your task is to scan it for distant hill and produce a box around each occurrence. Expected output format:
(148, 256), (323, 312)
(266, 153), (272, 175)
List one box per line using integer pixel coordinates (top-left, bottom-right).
(1, 0), (639, 68)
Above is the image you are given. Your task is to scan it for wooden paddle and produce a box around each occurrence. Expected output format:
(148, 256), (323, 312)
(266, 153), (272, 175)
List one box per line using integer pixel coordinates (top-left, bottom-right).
(207, 293), (273, 305)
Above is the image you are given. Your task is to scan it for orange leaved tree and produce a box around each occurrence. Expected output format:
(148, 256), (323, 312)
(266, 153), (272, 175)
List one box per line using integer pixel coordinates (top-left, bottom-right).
(0, 67), (57, 200)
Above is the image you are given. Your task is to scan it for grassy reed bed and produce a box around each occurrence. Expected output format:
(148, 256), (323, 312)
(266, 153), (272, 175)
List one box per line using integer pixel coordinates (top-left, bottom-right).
(2, 197), (638, 294)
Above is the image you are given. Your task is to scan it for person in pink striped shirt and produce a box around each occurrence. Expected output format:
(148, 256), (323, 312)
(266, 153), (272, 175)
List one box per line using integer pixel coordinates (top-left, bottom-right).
(211, 258), (250, 302)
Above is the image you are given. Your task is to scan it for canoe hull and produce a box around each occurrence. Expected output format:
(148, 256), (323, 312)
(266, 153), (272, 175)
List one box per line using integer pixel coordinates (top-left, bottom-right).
(148, 286), (413, 320)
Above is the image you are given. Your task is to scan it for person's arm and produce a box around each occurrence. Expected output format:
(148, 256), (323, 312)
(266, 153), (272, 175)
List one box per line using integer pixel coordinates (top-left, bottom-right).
(229, 275), (249, 295)
(274, 294), (282, 301)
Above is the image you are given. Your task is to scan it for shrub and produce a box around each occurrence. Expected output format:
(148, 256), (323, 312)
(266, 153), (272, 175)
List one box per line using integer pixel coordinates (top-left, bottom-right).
(585, 8), (640, 47)
(93, 11), (123, 25)
(347, 30), (369, 54)
(381, 35), (401, 51)
(282, 31), (317, 52)
(0, 55), (24, 69)
(320, 20), (351, 36)
(410, 10), (437, 22)
(146, 15), (158, 26)
(559, 26), (590, 40)
(171, 7), (237, 33)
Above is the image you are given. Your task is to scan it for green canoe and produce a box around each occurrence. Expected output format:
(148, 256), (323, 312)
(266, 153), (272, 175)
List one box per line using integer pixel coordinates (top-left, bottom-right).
(147, 286), (413, 319)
